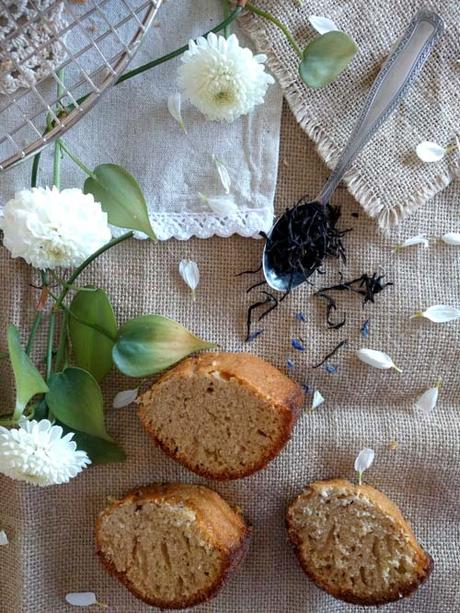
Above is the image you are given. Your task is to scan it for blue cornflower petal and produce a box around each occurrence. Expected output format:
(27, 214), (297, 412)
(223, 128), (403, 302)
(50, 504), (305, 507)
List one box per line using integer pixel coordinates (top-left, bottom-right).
(286, 358), (295, 369)
(360, 320), (370, 338)
(291, 338), (305, 351)
(295, 312), (307, 322)
(245, 329), (264, 342)
(324, 363), (337, 374)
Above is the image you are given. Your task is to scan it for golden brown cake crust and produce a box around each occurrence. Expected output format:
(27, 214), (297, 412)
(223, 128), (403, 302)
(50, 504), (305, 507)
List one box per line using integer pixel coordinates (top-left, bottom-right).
(96, 483), (251, 609)
(286, 479), (433, 607)
(137, 352), (303, 480)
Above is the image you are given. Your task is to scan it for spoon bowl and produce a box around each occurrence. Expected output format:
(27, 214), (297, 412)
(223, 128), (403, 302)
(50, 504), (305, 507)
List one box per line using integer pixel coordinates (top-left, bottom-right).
(263, 200), (340, 291)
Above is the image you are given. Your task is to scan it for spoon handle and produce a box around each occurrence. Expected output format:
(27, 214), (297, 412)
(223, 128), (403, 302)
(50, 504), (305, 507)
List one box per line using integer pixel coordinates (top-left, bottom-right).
(316, 9), (444, 206)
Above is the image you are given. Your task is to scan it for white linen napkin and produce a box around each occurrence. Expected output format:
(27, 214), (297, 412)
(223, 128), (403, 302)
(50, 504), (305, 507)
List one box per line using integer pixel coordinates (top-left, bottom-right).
(0, 0), (283, 240)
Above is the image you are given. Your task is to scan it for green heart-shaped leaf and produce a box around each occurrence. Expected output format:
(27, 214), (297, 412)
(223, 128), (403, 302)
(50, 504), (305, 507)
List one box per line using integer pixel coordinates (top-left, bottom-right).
(68, 288), (117, 381)
(113, 314), (217, 377)
(7, 324), (48, 413)
(46, 367), (111, 441)
(84, 164), (155, 239)
(70, 431), (126, 464)
(299, 31), (358, 89)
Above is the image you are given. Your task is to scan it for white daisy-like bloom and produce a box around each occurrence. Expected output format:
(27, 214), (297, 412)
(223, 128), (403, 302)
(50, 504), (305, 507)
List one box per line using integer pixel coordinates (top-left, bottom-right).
(0, 420), (91, 487)
(178, 32), (274, 122)
(0, 186), (111, 270)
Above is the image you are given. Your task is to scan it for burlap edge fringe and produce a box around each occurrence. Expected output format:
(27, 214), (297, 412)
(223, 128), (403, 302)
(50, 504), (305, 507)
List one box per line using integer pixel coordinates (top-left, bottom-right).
(239, 11), (456, 231)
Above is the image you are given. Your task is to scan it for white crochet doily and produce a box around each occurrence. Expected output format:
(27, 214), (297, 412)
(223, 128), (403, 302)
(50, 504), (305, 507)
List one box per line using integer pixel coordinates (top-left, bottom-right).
(0, 0), (67, 95)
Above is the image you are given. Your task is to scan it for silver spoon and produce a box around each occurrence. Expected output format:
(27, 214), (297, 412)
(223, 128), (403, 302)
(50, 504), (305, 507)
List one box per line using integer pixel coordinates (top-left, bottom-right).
(263, 10), (444, 292)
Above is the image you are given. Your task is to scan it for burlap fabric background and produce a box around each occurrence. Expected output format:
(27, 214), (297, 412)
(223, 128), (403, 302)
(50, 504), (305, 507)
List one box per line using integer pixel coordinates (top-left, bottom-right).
(241, 0), (460, 229)
(1, 104), (460, 612)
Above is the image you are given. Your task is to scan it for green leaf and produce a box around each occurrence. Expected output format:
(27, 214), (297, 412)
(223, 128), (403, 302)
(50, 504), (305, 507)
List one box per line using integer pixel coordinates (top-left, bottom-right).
(299, 31), (358, 89)
(7, 324), (48, 413)
(83, 164), (155, 239)
(70, 431), (126, 464)
(113, 314), (217, 377)
(68, 288), (117, 381)
(46, 367), (111, 441)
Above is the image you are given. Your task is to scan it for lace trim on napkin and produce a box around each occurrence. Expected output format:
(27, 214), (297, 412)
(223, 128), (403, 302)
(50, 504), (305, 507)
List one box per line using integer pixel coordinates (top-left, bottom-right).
(111, 208), (273, 241)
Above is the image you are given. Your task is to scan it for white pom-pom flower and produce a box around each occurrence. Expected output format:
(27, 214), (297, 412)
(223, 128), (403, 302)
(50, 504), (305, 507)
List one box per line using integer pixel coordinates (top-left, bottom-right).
(0, 187), (111, 270)
(178, 32), (274, 122)
(0, 419), (90, 487)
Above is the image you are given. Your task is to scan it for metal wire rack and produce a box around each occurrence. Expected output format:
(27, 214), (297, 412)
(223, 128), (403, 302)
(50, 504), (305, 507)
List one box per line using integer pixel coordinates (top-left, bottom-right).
(0, 0), (162, 172)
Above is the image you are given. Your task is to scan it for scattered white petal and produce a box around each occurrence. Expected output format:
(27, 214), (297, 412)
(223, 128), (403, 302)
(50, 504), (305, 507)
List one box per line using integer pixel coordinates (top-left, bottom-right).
(113, 389), (138, 409)
(178, 32), (274, 122)
(416, 141), (445, 163)
(395, 234), (429, 250)
(354, 448), (375, 484)
(415, 384), (440, 418)
(311, 390), (325, 409)
(411, 305), (460, 323)
(308, 15), (339, 34)
(65, 593), (97, 607)
(198, 192), (239, 215)
(0, 420), (90, 486)
(212, 155), (231, 194)
(167, 93), (186, 133)
(179, 259), (200, 299)
(441, 232), (460, 246)
(0, 530), (8, 545)
(356, 348), (401, 372)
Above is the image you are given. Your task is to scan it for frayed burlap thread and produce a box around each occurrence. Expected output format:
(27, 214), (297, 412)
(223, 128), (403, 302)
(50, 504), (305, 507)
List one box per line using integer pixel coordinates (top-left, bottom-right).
(240, 0), (459, 230)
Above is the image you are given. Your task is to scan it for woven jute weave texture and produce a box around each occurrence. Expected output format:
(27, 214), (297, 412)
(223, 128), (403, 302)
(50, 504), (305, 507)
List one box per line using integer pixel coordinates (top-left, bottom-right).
(0, 104), (459, 612)
(240, 0), (460, 229)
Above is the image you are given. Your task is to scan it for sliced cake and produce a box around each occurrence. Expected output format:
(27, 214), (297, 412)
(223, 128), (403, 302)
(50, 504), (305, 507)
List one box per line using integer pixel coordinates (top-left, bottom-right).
(96, 483), (250, 609)
(286, 479), (432, 606)
(137, 352), (303, 479)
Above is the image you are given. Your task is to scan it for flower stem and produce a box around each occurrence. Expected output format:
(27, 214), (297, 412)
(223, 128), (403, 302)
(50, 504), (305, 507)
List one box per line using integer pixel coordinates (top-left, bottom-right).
(54, 310), (69, 373)
(58, 139), (97, 179)
(54, 232), (134, 309)
(45, 312), (56, 382)
(245, 2), (303, 58)
(53, 69), (65, 189)
(223, 0), (231, 38)
(25, 311), (43, 356)
(0, 416), (17, 427)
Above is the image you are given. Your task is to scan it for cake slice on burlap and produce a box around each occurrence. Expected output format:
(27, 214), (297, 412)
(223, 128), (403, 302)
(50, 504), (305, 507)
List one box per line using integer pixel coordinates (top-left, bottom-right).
(286, 479), (432, 606)
(137, 352), (303, 480)
(96, 483), (250, 609)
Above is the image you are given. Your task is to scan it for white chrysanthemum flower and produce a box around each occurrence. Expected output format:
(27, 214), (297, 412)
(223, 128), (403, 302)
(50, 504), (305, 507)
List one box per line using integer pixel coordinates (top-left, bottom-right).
(0, 187), (111, 270)
(0, 420), (90, 487)
(178, 32), (274, 122)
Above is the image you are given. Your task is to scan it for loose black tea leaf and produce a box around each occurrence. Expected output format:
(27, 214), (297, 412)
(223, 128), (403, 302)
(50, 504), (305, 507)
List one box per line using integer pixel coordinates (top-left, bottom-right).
(315, 272), (392, 328)
(245, 294), (272, 342)
(235, 263), (262, 277)
(264, 199), (349, 285)
(315, 291), (347, 329)
(312, 339), (348, 368)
